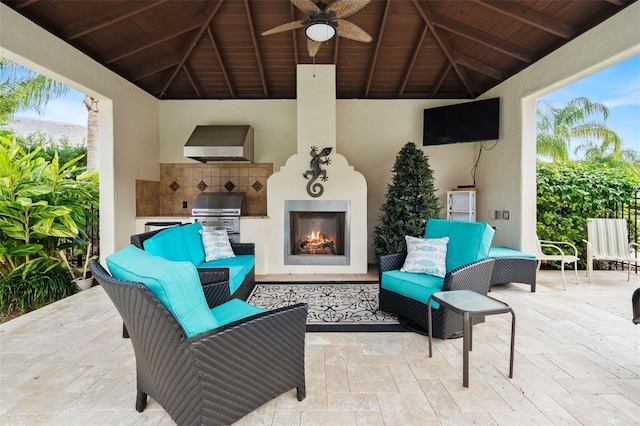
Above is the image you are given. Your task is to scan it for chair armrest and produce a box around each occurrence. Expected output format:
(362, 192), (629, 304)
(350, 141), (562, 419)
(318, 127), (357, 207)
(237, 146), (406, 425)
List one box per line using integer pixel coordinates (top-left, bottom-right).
(189, 303), (308, 348)
(377, 252), (407, 281)
(442, 258), (495, 293)
(539, 240), (578, 257)
(231, 243), (255, 256)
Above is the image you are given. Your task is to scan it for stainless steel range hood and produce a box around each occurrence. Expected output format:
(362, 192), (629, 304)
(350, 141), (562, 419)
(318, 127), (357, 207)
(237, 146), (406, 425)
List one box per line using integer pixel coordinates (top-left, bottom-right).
(184, 125), (254, 162)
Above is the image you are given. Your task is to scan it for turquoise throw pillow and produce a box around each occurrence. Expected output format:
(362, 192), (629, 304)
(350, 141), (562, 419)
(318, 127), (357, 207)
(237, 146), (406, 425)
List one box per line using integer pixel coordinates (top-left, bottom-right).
(106, 245), (218, 338)
(401, 235), (448, 278)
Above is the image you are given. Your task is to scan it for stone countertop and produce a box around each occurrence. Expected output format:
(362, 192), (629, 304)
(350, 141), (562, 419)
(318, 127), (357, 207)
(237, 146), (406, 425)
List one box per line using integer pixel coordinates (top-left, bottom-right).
(136, 215), (268, 219)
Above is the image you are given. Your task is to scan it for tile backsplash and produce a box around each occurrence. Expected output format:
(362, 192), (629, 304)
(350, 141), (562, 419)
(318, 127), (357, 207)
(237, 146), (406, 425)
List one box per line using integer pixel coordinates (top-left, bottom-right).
(136, 163), (273, 217)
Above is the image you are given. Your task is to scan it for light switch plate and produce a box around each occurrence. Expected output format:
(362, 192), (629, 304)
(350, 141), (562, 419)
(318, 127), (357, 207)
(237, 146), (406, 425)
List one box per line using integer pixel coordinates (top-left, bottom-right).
(502, 210), (510, 220)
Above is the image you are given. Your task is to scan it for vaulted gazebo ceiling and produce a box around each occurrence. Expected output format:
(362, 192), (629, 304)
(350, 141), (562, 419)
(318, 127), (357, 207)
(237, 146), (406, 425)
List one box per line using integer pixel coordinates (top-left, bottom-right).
(4, 0), (635, 100)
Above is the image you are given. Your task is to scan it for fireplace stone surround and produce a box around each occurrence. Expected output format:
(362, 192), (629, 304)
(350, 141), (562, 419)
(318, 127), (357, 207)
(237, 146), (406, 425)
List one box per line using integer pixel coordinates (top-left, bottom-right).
(265, 64), (368, 274)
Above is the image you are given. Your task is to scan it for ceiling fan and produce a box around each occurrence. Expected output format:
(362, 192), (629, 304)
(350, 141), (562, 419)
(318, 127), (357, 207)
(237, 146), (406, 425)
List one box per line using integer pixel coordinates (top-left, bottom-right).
(261, 0), (373, 57)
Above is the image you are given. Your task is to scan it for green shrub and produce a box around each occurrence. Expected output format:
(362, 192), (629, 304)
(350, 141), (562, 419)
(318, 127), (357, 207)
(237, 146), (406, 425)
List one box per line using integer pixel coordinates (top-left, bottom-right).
(0, 135), (98, 319)
(0, 265), (75, 320)
(536, 161), (637, 266)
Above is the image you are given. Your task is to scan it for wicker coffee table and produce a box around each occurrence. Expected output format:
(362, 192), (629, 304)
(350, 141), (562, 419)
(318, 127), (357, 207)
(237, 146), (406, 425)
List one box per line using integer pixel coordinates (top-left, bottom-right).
(427, 290), (516, 387)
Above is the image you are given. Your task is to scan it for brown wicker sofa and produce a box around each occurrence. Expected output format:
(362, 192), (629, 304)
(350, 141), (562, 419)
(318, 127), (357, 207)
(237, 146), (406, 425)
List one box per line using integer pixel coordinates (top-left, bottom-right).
(90, 259), (308, 425)
(131, 224), (256, 301)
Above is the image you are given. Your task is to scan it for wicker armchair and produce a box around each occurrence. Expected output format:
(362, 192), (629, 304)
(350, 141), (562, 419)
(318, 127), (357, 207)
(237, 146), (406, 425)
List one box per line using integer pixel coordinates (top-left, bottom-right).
(90, 260), (307, 426)
(633, 287), (640, 325)
(379, 255), (495, 339)
(378, 219), (496, 339)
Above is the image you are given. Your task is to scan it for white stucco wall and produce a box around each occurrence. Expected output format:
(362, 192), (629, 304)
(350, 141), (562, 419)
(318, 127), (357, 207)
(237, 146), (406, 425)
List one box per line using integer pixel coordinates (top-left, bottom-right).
(1, 3), (160, 256)
(160, 97), (472, 263)
(476, 1), (640, 252)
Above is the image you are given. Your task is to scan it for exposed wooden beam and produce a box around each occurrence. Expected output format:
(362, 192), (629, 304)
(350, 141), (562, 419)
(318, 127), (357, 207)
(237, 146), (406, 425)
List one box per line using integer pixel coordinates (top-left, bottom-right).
(15, 0), (40, 9)
(364, 0), (391, 98)
(430, 63), (451, 98)
(129, 54), (180, 81)
(206, 27), (235, 98)
(183, 64), (203, 98)
(291, 3), (300, 65)
(63, 0), (169, 41)
(453, 52), (504, 80)
(413, 0), (475, 97)
(159, 1), (224, 98)
(432, 14), (534, 63)
(244, 0), (268, 98)
(397, 25), (429, 97)
(103, 14), (204, 64)
(474, 0), (577, 39)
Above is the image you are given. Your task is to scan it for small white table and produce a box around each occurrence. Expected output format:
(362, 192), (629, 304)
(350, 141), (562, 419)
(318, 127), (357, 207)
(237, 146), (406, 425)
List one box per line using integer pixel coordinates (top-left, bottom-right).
(427, 290), (516, 387)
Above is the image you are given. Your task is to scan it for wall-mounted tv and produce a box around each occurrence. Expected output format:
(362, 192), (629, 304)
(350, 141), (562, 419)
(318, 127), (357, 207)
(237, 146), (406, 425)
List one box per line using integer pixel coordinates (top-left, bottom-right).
(423, 97), (499, 145)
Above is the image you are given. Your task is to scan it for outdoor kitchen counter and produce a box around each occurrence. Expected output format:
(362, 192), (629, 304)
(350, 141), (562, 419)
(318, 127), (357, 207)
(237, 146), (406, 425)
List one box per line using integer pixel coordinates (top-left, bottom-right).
(134, 216), (270, 275)
(134, 216), (269, 234)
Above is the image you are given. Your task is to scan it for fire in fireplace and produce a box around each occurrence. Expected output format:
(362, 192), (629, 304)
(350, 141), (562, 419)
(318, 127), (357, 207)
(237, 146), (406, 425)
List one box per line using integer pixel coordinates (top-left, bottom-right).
(284, 200), (350, 266)
(291, 211), (345, 256)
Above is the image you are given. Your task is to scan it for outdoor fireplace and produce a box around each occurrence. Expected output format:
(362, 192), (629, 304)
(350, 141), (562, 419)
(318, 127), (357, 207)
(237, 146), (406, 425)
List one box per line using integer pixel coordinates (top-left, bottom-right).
(284, 200), (350, 265)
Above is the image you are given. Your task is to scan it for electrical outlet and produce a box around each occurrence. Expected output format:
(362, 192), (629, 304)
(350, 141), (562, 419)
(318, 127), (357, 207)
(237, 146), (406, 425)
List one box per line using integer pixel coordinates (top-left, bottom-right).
(502, 210), (510, 220)
(182, 201), (188, 209)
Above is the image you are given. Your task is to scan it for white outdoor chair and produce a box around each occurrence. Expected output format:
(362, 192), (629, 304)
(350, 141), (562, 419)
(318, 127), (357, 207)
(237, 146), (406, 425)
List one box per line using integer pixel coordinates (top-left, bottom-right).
(584, 218), (639, 282)
(536, 237), (580, 290)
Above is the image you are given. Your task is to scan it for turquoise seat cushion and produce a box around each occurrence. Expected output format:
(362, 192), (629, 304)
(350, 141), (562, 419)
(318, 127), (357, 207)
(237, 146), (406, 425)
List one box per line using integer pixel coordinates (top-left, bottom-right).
(424, 219), (495, 272)
(381, 270), (443, 308)
(143, 222), (205, 266)
(198, 255), (255, 294)
(106, 245), (218, 338)
(211, 298), (265, 327)
(489, 246), (536, 259)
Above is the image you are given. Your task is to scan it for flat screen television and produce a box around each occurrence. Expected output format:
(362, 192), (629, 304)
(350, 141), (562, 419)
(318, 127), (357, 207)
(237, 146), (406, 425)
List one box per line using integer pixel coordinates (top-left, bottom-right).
(423, 97), (499, 145)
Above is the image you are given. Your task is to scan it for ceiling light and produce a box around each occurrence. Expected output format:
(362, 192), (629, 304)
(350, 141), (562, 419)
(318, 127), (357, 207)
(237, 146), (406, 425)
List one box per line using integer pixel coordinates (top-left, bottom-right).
(305, 22), (336, 42)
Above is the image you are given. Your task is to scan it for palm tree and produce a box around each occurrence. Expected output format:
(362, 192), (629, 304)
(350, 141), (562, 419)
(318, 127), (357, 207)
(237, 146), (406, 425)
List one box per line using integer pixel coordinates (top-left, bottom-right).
(83, 95), (99, 170)
(536, 96), (621, 162)
(0, 58), (69, 125)
(576, 140), (640, 180)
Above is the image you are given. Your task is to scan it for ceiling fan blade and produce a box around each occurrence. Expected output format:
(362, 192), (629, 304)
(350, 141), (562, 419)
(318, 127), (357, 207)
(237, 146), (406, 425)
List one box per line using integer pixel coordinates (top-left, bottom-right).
(261, 20), (305, 36)
(290, 0), (321, 15)
(335, 19), (372, 42)
(307, 39), (322, 57)
(326, 0), (372, 19)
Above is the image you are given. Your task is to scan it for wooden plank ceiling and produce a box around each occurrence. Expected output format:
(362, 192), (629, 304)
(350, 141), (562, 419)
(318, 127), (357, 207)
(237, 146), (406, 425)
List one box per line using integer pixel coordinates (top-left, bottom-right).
(4, 0), (635, 100)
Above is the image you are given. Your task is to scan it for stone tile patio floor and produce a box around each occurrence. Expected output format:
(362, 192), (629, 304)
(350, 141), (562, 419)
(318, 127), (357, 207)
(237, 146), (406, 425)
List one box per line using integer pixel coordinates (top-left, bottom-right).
(1, 269), (639, 425)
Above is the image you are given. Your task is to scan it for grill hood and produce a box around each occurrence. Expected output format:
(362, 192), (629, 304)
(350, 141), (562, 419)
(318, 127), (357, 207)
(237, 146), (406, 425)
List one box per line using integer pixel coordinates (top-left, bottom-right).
(184, 125), (254, 163)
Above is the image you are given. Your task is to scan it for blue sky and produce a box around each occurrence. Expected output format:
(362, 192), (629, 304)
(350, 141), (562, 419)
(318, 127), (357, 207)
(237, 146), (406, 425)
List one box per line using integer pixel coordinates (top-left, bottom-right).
(539, 54), (640, 156)
(16, 55), (640, 155)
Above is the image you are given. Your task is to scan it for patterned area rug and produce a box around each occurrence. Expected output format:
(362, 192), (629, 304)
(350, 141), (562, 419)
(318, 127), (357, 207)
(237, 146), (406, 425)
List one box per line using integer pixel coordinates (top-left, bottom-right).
(247, 282), (406, 332)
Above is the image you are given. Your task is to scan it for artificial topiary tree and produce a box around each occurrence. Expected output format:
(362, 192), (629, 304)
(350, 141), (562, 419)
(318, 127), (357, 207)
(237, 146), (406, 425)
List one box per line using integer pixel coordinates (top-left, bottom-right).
(374, 142), (441, 256)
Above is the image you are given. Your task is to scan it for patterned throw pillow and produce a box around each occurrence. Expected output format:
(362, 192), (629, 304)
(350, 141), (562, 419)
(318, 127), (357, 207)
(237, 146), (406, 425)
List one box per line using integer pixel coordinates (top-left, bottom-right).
(401, 235), (449, 278)
(200, 230), (236, 262)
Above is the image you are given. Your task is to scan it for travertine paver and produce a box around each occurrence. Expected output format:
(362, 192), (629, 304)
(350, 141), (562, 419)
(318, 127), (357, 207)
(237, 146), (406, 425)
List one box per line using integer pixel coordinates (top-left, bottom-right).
(1, 269), (639, 425)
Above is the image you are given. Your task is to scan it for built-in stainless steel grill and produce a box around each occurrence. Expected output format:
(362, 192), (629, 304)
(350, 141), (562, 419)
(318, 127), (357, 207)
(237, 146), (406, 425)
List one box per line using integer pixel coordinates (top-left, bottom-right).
(191, 192), (244, 243)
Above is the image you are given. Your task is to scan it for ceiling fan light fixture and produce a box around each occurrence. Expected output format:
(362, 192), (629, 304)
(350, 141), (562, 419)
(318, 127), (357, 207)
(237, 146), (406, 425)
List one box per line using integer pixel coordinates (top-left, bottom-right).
(305, 21), (336, 42)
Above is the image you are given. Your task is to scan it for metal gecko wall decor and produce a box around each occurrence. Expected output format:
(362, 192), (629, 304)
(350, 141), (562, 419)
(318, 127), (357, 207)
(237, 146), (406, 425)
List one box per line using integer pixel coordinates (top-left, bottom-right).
(303, 146), (332, 197)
